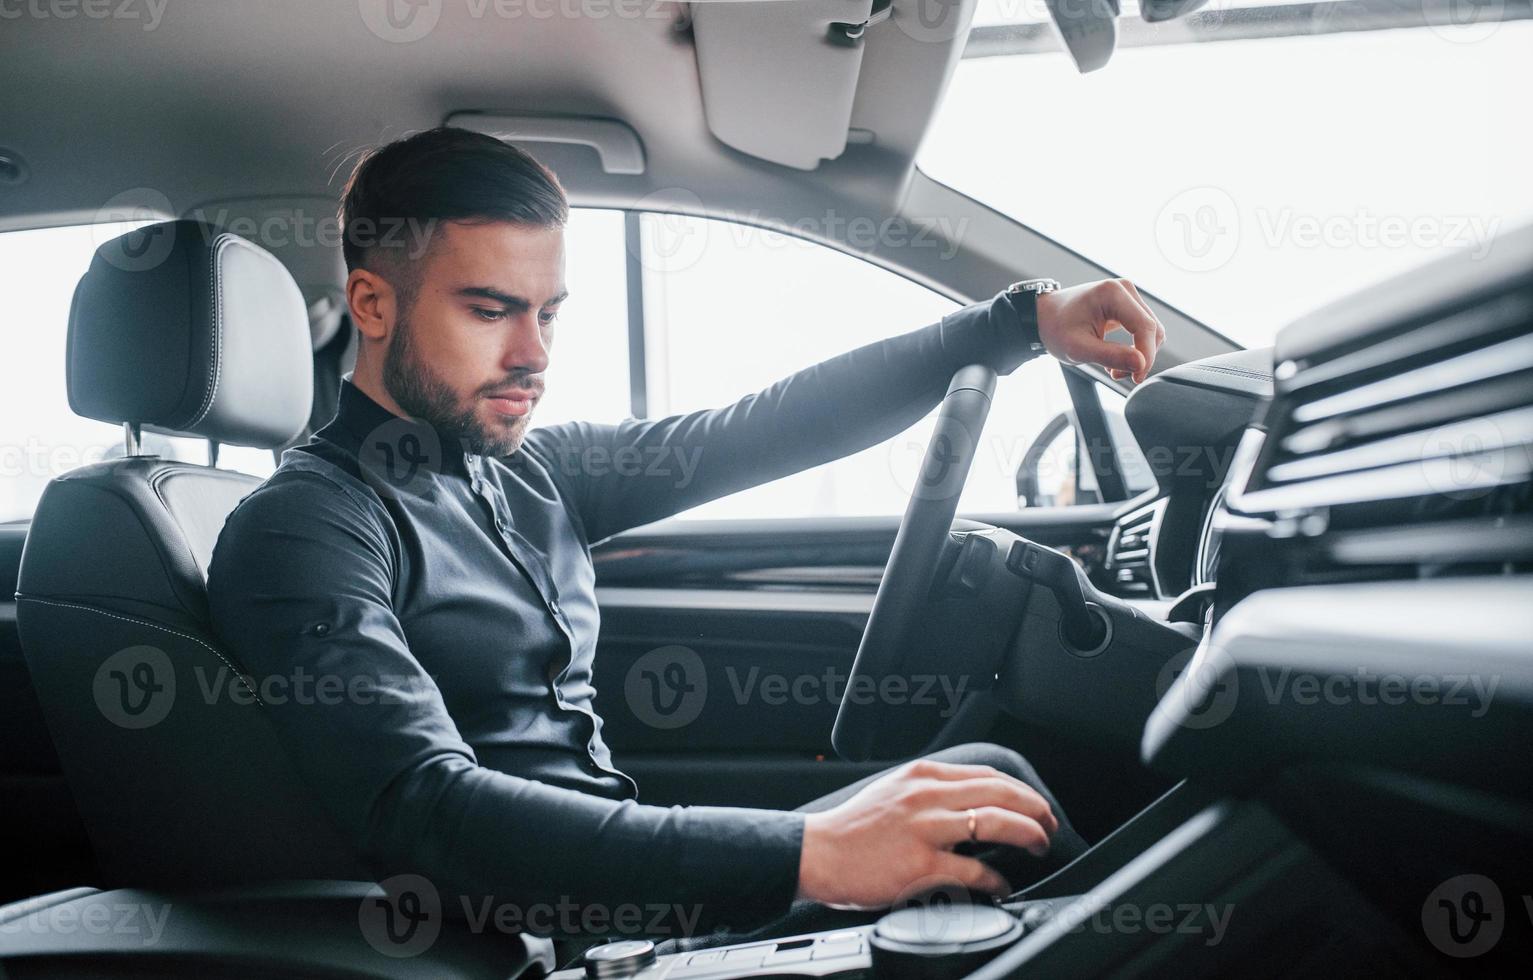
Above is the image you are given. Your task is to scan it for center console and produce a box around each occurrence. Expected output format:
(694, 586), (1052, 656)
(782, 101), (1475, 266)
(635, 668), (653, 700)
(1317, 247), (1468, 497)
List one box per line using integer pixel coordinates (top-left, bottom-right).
(559, 899), (1073, 980)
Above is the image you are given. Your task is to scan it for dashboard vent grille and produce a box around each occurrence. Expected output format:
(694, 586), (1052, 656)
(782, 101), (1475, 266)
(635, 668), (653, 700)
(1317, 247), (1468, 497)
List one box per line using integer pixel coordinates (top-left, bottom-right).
(1105, 499), (1164, 596)
(1230, 282), (1533, 581)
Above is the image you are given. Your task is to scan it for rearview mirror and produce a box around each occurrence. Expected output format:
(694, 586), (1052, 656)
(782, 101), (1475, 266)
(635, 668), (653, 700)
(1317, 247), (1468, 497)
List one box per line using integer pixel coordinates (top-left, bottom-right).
(1045, 0), (1120, 74)
(1138, 0), (1211, 22)
(1045, 0), (1214, 73)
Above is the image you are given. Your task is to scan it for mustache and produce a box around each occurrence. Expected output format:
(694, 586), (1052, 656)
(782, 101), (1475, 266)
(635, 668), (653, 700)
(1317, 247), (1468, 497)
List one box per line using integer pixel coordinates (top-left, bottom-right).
(479, 375), (546, 399)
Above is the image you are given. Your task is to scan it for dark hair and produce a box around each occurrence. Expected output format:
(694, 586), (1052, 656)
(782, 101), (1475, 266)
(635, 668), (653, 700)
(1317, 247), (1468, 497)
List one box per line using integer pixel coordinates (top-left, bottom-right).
(338, 127), (568, 288)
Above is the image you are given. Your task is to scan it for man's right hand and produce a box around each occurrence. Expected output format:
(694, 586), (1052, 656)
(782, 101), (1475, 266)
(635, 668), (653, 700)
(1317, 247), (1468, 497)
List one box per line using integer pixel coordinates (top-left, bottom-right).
(795, 758), (1059, 909)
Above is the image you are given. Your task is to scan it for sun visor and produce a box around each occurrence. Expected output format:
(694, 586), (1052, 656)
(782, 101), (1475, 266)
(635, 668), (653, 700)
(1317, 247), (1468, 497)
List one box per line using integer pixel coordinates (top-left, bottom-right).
(692, 0), (877, 171)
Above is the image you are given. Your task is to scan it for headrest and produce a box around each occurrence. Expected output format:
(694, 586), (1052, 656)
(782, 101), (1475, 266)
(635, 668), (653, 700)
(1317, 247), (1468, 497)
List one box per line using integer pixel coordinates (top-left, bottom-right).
(67, 220), (314, 449)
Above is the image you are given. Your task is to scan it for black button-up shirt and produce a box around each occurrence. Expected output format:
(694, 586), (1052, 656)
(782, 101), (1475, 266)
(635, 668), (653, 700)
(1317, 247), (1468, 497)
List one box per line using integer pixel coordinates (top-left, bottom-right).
(206, 294), (1038, 921)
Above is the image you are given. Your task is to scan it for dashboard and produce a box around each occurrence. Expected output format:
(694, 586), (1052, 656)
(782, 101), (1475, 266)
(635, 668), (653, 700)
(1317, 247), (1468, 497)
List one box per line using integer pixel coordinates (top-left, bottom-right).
(1096, 346), (1275, 607)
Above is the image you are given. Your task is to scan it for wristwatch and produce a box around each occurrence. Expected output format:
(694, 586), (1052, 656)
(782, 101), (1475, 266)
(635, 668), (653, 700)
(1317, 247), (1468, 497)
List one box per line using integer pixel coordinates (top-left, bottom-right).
(1005, 277), (1060, 353)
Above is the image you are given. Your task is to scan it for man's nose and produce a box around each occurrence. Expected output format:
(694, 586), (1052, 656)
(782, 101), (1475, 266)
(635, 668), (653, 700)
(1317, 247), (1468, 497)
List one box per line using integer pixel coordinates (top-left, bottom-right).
(502, 312), (551, 376)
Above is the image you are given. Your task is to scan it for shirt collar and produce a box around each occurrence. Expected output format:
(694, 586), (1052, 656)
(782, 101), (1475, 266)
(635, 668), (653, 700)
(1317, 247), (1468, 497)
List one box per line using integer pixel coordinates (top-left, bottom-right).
(330, 378), (481, 480)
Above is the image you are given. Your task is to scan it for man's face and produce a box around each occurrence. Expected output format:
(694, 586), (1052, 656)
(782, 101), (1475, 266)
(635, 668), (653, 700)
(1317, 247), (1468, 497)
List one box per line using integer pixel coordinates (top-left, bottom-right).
(383, 219), (566, 457)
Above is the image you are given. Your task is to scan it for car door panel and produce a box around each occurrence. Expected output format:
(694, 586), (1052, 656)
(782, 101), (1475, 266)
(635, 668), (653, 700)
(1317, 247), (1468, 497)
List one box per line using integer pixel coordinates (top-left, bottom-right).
(591, 505), (1130, 815)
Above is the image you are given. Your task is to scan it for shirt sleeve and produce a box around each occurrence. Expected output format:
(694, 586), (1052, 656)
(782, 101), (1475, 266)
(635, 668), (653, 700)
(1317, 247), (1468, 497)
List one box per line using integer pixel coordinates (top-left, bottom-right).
(205, 470), (804, 926)
(524, 291), (1043, 543)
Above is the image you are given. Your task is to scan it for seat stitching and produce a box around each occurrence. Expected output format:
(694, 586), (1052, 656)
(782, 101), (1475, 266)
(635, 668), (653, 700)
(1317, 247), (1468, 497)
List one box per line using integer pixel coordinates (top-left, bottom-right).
(15, 594), (264, 705)
(1188, 364), (1272, 382)
(187, 235), (229, 428)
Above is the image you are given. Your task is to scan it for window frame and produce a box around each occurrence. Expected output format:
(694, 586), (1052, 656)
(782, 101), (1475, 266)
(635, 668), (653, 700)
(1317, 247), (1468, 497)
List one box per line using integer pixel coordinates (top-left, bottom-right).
(614, 206), (1140, 518)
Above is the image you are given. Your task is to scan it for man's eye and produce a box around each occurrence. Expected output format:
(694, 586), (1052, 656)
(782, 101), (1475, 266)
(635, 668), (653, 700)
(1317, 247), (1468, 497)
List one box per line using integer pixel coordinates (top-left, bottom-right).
(539, 310), (559, 325)
(472, 308), (507, 322)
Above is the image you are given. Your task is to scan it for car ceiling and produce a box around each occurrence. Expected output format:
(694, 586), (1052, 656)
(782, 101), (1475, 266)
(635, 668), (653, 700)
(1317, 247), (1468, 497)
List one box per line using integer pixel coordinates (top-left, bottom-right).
(0, 1), (971, 234)
(3, 0), (1241, 372)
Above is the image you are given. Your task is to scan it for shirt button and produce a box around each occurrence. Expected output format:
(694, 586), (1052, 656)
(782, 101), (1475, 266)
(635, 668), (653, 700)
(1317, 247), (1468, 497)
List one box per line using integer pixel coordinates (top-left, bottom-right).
(548, 599), (561, 616)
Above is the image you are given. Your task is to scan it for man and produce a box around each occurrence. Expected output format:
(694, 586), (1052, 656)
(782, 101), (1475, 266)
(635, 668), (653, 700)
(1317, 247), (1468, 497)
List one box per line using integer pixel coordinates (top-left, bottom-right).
(206, 127), (1163, 939)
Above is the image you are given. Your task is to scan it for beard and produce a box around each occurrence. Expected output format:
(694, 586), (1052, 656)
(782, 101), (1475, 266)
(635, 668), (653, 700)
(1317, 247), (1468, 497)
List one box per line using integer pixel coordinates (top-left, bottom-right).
(383, 313), (539, 458)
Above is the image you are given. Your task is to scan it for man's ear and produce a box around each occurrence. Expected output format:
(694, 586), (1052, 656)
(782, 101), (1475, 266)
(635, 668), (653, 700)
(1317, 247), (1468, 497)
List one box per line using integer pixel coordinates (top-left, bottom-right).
(346, 267), (396, 343)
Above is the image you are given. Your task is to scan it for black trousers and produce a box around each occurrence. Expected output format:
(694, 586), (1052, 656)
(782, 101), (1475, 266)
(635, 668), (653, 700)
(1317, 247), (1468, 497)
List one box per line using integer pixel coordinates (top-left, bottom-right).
(660, 742), (1088, 953)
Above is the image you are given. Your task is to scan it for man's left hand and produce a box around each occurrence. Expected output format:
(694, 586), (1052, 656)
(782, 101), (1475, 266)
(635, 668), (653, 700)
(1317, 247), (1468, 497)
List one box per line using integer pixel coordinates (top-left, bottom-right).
(1034, 279), (1166, 385)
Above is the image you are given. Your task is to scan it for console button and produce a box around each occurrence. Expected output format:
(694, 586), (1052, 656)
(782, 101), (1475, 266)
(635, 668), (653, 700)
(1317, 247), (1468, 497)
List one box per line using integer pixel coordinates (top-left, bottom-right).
(765, 946), (815, 966)
(812, 939), (863, 960)
(869, 904), (1022, 980)
(724, 945), (772, 960)
(584, 940), (657, 980)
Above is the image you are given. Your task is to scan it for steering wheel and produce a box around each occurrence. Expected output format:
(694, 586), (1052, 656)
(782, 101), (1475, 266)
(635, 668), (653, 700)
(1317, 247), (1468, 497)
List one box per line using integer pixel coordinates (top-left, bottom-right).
(832, 364), (996, 762)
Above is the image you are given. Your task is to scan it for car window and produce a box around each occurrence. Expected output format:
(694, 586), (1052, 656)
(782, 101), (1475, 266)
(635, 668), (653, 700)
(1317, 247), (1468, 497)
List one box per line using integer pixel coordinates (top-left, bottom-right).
(529, 208), (632, 428)
(921, 5), (1533, 348)
(634, 212), (1083, 519)
(0, 222), (217, 523)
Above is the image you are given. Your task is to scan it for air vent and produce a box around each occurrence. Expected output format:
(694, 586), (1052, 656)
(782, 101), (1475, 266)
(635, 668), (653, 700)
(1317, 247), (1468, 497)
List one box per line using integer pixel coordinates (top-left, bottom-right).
(1228, 280), (1533, 584)
(1105, 499), (1165, 596)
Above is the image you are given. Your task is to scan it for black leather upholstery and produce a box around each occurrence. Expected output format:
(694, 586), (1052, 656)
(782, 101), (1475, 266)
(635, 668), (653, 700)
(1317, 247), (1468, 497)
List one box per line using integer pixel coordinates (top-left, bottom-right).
(68, 219), (313, 448)
(16, 224), (367, 888)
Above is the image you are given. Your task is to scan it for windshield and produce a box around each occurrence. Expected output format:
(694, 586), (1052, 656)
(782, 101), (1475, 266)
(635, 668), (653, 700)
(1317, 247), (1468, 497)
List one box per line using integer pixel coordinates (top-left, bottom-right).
(920, 0), (1533, 348)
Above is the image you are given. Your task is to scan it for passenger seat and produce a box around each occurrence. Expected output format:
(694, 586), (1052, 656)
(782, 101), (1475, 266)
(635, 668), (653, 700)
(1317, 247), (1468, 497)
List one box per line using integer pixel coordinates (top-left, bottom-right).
(14, 221), (369, 889)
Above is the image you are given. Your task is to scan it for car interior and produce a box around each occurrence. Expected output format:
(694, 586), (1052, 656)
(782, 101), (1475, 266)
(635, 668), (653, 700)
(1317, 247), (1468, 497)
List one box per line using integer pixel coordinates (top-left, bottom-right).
(1, 1), (1530, 977)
